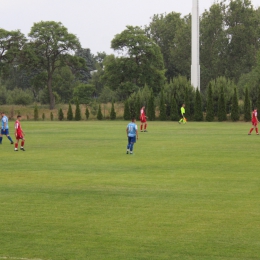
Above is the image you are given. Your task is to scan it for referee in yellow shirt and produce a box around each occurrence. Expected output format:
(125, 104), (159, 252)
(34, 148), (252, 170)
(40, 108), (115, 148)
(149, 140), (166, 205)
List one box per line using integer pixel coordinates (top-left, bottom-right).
(179, 104), (186, 124)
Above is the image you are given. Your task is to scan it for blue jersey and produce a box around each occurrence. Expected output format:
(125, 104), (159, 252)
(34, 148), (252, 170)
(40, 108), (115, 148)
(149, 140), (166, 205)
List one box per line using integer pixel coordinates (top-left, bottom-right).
(1, 115), (9, 130)
(127, 122), (137, 137)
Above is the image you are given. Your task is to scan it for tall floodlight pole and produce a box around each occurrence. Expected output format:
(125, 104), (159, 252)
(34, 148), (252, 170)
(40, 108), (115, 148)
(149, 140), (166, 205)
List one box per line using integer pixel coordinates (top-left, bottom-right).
(191, 0), (200, 90)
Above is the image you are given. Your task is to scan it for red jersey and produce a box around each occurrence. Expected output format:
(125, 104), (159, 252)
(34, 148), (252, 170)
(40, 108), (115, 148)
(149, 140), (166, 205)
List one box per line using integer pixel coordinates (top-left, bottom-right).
(252, 110), (258, 123)
(15, 120), (22, 135)
(140, 108), (146, 122)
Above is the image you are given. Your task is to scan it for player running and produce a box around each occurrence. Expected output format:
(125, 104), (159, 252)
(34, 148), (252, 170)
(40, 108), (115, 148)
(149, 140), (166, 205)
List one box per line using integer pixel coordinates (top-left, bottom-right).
(14, 115), (26, 151)
(126, 117), (138, 155)
(248, 108), (259, 135)
(0, 112), (14, 145)
(140, 106), (148, 132)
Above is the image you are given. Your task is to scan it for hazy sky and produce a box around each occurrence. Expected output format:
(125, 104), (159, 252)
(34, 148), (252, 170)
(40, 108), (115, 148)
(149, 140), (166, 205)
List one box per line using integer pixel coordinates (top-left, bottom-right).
(2, 0), (260, 55)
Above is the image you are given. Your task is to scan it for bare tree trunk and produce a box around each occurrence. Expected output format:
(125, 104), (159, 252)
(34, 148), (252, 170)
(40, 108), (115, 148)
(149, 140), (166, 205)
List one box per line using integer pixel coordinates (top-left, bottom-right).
(48, 75), (55, 110)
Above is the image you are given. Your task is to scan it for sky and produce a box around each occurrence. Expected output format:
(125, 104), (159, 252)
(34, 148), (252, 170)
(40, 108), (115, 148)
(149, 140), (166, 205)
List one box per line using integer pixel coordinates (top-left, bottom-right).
(2, 0), (260, 55)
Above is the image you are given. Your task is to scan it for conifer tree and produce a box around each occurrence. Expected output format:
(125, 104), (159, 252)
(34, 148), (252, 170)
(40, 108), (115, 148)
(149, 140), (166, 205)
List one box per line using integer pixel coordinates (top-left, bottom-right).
(123, 100), (131, 120)
(184, 87), (191, 119)
(170, 96), (179, 121)
(256, 89), (260, 116)
(244, 87), (251, 122)
(206, 83), (214, 122)
(159, 89), (167, 120)
(75, 99), (81, 121)
(67, 102), (73, 120)
(85, 107), (89, 120)
(231, 88), (239, 121)
(135, 95), (141, 121)
(218, 87), (227, 121)
(58, 108), (64, 121)
(194, 89), (203, 121)
(110, 101), (116, 120)
(97, 104), (103, 120)
(50, 112), (54, 121)
(42, 113), (45, 121)
(147, 91), (156, 121)
(34, 104), (39, 121)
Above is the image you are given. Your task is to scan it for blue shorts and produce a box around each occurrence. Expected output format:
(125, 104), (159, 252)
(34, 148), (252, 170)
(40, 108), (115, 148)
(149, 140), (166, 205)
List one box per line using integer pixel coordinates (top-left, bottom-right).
(1, 129), (9, 135)
(128, 136), (136, 144)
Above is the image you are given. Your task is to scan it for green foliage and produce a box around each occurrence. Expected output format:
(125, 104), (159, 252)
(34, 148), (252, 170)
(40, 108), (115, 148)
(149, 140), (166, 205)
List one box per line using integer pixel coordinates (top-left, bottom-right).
(97, 104), (103, 120)
(42, 113), (45, 121)
(98, 86), (117, 104)
(104, 26), (165, 94)
(91, 100), (98, 116)
(73, 83), (95, 104)
(170, 96), (179, 121)
(123, 100), (131, 120)
(206, 83), (214, 122)
(159, 89), (167, 121)
(33, 104), (39, 121)
(6, 88), (33, 105)
(110, 101), (116, 120)
(85, 107), (90, 120)
(147, 91), (156, 121)
(184, 87), (191, 119)
(218, 87), (227, 121)
(75, 99), (81, 121)
(58, 108), (64, 121)
(231, 88), (239, 122)
(50, 112), (54, 121)
(244, 87), (251, 122)
(194, 89), (203, 121)
(67, 103), (73, 121)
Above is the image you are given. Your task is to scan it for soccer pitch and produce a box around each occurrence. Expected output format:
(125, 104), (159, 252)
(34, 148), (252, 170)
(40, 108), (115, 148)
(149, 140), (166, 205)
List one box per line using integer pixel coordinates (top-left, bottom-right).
(0, 121), (259, 260)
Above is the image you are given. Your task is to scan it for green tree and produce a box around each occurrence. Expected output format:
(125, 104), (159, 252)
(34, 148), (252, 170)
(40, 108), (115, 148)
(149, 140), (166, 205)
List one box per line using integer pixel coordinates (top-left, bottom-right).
(206, 83), (214, 122)
(67, 102), (73, 120)
(231, 88), (239, 121)
(147, 91), (156, 121)
(123, 100), (131, 120)
(97, 104), (103, 120)
(34, 104), (39, 121)
(75, 99), (81, 121)
(58, 108), (64, 121)
(218, 87), (227, 121)
(194, 89), (203, 121)
(159, 89), (167, 120)
(184, 87), (191, 120)
(244, 87), (251, 122)
(23, 21), (85, 109)
(170, 96), (179, 121)
(104, 26), (165, 94)
(85, 106), (90, 120)
(110, 101), (116, 120)
(50, 112), (54, 121)
(42, 113), (45, 121)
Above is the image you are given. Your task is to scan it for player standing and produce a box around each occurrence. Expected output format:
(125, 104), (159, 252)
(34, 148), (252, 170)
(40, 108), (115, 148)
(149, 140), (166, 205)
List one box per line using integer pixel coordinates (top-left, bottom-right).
(248, 108), (259, 135)
(0, 112), (14, 145)
(179, 104), (186, 124)
(14, 115), (26, 151)
(126, 117), (138, 155)
(140, 106), (148, 132)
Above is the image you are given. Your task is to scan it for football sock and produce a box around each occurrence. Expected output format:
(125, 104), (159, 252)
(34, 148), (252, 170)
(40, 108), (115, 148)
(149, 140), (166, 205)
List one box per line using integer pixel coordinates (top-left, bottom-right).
(21, 141), (25, 147)
(8, 136), (13, 142)
(256, 128), (259, 134)
(0, 137), (2, 143)
(144, 124), (147, 130)
(141, 125), (143, 131)
(15, 143), (18, 149)
(250, 128), (254, 133)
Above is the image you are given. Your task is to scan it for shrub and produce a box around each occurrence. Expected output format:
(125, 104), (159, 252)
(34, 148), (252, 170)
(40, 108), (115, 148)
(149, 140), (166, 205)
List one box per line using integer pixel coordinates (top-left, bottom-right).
(194, 89), (203, 121)
(123, 100), (131, 120)
(34, 104), (39, 121)
(42, 113), (45, 121)
(75, 99), (81, 121)
(50, 112), (54, 121)
(67, 103), (73, 120)
(244, 87), (251, 122)
(206, 83), (214, 122)
(97, 104), (103, 120)
(58, 108), (64, 121)
(231, 88), (239, 121)
(85, 107), (90, 120)
(110, 101), (116, 120)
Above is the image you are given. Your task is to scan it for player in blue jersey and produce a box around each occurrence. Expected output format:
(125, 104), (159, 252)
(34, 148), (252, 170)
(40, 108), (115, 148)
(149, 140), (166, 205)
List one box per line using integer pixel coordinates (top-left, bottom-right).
(0, 112), (14, 145)
(126, 117), (138, 155)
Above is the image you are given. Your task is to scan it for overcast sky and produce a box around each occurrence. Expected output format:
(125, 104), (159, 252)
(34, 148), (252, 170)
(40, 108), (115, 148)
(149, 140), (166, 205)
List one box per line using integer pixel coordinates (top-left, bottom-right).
(2, 0), (260, 55)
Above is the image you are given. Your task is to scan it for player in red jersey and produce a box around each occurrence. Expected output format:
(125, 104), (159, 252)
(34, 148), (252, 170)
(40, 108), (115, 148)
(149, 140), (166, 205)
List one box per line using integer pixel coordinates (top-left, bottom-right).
(14, 115), (25, 151)
(248, 108), (259, 135)
(140, 106), (148, 132)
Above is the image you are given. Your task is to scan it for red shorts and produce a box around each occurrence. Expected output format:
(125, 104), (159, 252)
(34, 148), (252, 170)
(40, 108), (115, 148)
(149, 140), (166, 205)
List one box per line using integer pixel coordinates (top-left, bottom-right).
(252, 120), (258, 127)
(140, 117), (146, 123)
(16, 133), (23, 140)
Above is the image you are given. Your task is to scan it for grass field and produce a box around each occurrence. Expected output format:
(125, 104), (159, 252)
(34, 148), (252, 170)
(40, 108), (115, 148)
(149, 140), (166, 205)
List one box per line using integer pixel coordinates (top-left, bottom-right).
(0, 120), (259, 260)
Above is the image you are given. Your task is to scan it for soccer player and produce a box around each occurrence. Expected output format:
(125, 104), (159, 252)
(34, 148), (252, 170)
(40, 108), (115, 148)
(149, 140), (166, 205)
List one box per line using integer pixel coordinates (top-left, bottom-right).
(14, 115), (25, 151)
(248, 108), (259, 135)
(179, 104), (186, 124)
(0, 112), (14, 145)
(126, 117), (138, 155)
(140, 106), (148, 132)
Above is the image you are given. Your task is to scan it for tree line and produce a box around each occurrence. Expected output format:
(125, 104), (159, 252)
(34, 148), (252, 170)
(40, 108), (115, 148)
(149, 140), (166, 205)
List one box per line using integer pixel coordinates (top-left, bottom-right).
(0, 0), (260, 120)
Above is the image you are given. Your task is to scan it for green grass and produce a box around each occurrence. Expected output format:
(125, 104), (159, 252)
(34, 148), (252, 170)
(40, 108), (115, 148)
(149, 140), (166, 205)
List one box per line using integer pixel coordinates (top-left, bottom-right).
(0, 121), (259, 260)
